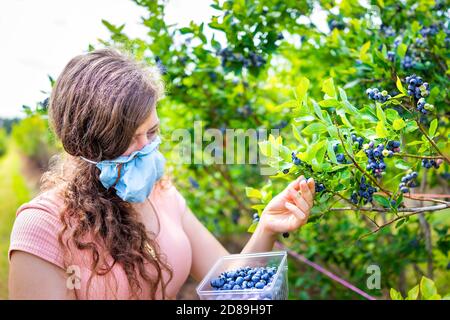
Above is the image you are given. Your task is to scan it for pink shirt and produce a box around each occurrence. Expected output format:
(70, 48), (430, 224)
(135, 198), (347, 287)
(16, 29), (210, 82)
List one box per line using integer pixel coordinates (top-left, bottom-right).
(8, 183), (193, 299)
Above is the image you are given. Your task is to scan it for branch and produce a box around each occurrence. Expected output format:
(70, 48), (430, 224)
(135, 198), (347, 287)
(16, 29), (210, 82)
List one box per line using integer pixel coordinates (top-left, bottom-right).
(416, 120), (450, 164)
(393, 153), (445, 160)
(358, 203), (449, 239)
(330, 202), (449, 213)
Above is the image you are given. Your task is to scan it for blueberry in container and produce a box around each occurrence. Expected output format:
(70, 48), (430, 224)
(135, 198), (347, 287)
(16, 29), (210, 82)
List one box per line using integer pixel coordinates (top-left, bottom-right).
(196, 251), (288, 300)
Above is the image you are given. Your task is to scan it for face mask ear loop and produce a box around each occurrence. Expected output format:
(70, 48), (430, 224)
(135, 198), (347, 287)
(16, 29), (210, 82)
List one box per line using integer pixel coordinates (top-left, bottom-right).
(80, 156), (98, 165)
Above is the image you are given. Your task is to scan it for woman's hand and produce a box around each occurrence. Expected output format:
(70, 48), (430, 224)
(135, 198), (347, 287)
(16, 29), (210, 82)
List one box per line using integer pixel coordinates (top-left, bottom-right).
(258, 176), (315, 237)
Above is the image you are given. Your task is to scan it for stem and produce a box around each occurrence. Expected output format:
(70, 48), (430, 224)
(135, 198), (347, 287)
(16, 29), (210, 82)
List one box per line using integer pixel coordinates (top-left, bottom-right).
(416, 120), (450, 164)
(393, 153), (445, 160)
(417, 170), (434, 279)
(358, 205), (448, 239)
(330, 203), (449, 213)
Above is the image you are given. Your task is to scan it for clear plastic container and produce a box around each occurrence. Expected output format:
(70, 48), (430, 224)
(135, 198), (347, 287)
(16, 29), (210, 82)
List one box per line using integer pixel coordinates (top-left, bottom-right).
(196, 251), (288, 300)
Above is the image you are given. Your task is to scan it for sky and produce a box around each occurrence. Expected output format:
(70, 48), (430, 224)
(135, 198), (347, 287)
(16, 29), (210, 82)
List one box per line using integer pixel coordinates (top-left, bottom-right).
(0, 0), (217, 118)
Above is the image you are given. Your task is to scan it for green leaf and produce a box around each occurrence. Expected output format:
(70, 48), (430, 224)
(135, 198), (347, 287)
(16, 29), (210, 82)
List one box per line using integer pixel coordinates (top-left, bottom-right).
(395, 159), (411, 170)
(395, 219), (406, 229)
(397, 43), (408, 59)
(292, 124), (307, 146)
(390, 288), (403, 300)
(245, 187), (262, 199)
(311, 100), (324, 121)
(359, 41), (371, 63)
(295, 77), (310, 105)
(318, 99), (340, 107)
(327, 140), (337, 163)
(302, 123), (328, 135)
(420, 276), (438, 299)
(407, 285), (419, 300)
(322, 78), (336, 98)
(179, 27), (193, 34)
(393, 119), (406, 131)
(376, 104), (386, 122)
(429, 119), (438, 137)
(373, 194), (390, 208)
(247, 222), (258, 233)
(396, 76), (406, 95)
(376, 121), (388, 138)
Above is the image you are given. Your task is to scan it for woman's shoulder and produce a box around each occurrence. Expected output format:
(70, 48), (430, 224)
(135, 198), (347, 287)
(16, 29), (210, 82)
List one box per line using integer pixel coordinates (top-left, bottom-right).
(9, 188), (65, 269)
(16, 188), (64, 218)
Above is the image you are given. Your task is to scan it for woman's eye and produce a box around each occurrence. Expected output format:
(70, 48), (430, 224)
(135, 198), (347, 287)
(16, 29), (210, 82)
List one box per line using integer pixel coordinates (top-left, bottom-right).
(146, 128), (159, 140)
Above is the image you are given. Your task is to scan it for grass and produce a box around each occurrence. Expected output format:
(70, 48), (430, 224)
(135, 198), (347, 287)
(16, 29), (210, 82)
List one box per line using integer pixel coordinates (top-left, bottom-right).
(0, 140), (33, 299)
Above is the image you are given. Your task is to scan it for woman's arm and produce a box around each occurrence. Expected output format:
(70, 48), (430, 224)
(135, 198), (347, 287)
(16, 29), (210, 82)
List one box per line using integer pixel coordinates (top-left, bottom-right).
(182, 176), (315, 282)
(9, 251), (76, 300)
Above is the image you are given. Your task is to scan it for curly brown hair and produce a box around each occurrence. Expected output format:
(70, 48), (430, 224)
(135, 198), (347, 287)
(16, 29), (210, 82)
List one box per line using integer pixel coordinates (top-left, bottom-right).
(41, 48), (173, 299)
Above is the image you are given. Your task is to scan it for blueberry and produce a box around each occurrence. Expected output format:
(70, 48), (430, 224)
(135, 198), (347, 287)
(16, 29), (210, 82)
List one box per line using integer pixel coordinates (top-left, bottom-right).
(255, 282), (265, 289)
(235, 276), (244, 285)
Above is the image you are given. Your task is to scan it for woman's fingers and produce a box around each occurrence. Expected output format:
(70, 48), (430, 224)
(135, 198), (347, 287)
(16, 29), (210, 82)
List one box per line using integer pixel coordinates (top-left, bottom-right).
(285, 202), (307, 228)
(288, 188), (310, 214)
(285, 201), (306, 220)
(307, 177), (316, 196)
(299, 179), (314, 207)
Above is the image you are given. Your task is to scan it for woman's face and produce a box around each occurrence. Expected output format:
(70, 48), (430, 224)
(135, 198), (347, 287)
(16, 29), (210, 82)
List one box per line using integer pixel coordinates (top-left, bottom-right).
(122, 109), (160, 156)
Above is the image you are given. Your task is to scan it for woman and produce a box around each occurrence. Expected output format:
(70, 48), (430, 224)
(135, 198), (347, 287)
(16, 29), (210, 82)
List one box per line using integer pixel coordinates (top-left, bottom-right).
(8, 48), (315, 300)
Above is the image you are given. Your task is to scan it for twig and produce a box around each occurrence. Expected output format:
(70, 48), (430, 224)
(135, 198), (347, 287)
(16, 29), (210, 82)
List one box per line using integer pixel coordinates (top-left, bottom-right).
(393, 153), (445, 160)
(416, 120), (450, 164)
(330, 203), (449, 213)
(358, 204), (449, 239)
(417, 170), (434, 279)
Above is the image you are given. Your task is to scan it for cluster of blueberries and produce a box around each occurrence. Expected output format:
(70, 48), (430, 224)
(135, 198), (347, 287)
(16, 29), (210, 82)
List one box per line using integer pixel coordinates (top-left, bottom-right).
(328, 19), (346, 31)
(364, 140), (400, 178)
(405, 74), (429, 98)
(210, 266), (278, 291)
(315, 183), (326, 193)
(422, 158), (443, 169)
(416, 98), (434, 114)
(334, 134), (364, 165)
(402, 55), (417, 70)
(237, 104), (253, 117)
(351, 176), (377, 205)
(365, 88), (392, 103)
(218, 48), (266, 69)
(405, 74), (434, 115)
(399, 171), (418, 193)
(154, 56), (168, 75)
(288, 154), (326, 194)
(252, 213), (260, 224)
(420, 24), (440, 37)
(291, 152), (302, 166)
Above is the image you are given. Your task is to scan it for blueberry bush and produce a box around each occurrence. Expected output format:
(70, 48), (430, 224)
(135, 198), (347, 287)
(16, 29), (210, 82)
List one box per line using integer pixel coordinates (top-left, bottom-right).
(11, 97), (60, 169)
(17, 0), (448, 299)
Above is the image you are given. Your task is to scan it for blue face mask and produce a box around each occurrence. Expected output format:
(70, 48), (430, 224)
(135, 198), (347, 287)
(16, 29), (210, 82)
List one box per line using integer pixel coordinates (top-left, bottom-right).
(81, 136), (165, 203)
